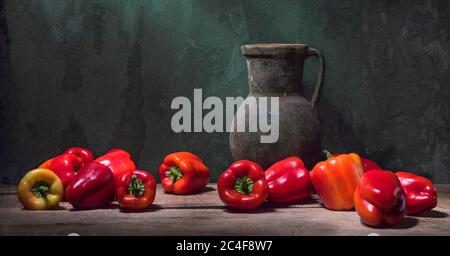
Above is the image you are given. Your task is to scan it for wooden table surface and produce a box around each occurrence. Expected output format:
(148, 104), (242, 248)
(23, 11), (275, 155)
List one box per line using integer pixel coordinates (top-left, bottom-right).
(1, 184), (449, 236)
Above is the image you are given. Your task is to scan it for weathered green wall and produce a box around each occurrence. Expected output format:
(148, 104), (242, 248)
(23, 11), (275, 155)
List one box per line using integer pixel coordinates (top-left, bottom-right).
(1, 0), (449, 183)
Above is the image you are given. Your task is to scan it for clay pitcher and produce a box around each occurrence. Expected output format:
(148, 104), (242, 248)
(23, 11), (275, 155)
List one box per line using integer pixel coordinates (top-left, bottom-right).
(229, 44), (324, 168)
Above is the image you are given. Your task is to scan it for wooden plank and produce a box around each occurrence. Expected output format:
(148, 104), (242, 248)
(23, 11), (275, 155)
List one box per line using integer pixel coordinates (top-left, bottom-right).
(0, 184), (449, 236)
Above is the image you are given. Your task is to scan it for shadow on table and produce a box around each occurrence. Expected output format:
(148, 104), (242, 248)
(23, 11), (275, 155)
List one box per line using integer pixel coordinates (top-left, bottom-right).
(151, 204), (225, 210)
(202, 186), (216, 192)
(150, 204), (276, 213)
(266, 198), (321, 209)
(390, 217), (419, 229)
(415, 210), (448, 218)
(363, 217), (419, 229)
(223, 207), (275, 214)
(21, 205), (69, 211)
(68, 203), (120, 211)
(188, 186), (216, 194)
(161, 186), (216, 195)
(120, 204), (162, 213)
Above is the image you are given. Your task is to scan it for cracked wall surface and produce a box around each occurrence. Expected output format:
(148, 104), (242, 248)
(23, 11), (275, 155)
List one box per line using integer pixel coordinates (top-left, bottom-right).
(0, 0), (449, 183)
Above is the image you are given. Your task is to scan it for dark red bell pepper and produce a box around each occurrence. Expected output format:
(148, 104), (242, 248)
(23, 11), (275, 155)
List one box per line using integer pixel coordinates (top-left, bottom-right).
(265, 157), (312, 204)
(218, 160), (268, 210)
(66, 161), (116, 210)
(116, 170), (157, 210)
(39, 153), (81, 191)
(64, 147), (94, 166)
(95, 149), (136, 181)
(158, 152), (210, 194)
(354, 170), (406, 226)
(396, 172), (437, 215)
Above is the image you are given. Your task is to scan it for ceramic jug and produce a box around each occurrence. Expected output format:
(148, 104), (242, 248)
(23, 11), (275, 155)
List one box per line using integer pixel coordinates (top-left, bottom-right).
(229, 44), (324, 168)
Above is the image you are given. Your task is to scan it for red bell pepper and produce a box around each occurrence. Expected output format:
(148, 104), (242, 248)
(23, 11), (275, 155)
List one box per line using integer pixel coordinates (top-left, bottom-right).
(362, 158), (382, 172)
(66, 161), (116, 210)
(354, 170), (406, 226)
(218, 160), (268, 210)
(395, 172), (437, 215)
(64, 147), (94, 166)
(95, 149), (136, 181)
(264, 157), (312, 204)
(310, 150), (364, 210)
(116, 170), (157, 210)
(333, 153), (381, 172)
(39, 153), (81, 191)
(158, 152), (210, 194)
(107, 148), (132, 157)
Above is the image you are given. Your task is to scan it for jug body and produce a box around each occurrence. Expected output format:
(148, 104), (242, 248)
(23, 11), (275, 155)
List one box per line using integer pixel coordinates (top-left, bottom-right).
(229, 44), (324, 168)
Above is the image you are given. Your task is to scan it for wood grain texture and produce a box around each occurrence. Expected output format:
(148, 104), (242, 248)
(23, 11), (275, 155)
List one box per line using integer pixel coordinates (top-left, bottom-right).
(1, 184), (449, 236)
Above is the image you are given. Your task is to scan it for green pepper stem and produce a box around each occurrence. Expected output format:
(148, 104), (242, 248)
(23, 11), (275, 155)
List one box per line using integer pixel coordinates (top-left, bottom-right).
(165, 166), (183, 182)
(323, 150), (334, 159)
(234, 176), (254, 195)
(128, 175), (145, 197)
(31, 181), (50, 198)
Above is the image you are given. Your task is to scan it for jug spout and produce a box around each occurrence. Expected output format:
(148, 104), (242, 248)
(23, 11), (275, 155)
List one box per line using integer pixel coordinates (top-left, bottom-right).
(242, 44), (309, 96)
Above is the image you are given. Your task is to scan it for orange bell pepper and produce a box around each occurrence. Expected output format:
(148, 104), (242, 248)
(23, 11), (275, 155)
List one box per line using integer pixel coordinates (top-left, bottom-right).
(158, 152), (210, 194)
(310, 150), (364, 210)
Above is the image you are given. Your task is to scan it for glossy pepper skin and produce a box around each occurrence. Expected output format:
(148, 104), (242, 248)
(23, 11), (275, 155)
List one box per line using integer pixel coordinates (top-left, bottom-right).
(39, 153), (82, 191)
(354, 170), (406, 226)
(95, 149), (136, 181)
(17, 168), (63, 210)
(116, 170), (157, 210)
(310, 151), (364, 210)
(64, 147), (94, 166)
(333, 154), (381, 172)
(395, 172), (437, 215)
(66, 162), (116, 210)
(158, 152), (210, 194)
(218, 160), (268, 210)
(265, 157), (312, 204)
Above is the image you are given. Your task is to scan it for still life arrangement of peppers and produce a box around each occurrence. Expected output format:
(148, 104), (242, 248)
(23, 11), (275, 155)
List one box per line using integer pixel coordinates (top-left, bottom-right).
(17, 147), (438, 228)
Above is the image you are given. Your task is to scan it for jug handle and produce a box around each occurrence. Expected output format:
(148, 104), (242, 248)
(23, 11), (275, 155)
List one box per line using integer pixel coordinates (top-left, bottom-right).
(305, 47), (325, 109)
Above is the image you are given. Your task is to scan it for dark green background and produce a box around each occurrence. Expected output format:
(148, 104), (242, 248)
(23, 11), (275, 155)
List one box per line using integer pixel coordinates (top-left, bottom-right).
(1, 0), (449, 183)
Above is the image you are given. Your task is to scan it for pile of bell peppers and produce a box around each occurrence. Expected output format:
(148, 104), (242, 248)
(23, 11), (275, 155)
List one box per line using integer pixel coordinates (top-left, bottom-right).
(17, 146), (438, 228)
(215, 150), (438, 228)
(17, 149), (210, 211)
(310, 150), (437, 226)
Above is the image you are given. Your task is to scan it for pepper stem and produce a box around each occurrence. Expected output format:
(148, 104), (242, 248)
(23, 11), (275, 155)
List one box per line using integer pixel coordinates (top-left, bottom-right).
(128, 175), (145, 197)
(165, 166), (183, 182)
(234, 176), (254, 195)
(31, 181), (50, 198)
(323, 150), (333, 159)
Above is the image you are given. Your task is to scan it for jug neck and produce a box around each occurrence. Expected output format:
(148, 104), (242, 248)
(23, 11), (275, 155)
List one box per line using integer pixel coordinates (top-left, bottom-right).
(241, 44), (309, 96)
(245, 56), (305, 95)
